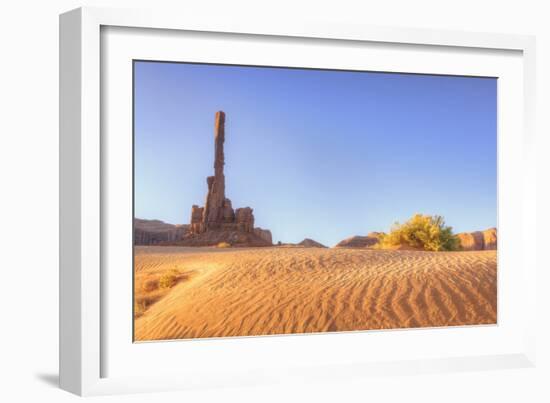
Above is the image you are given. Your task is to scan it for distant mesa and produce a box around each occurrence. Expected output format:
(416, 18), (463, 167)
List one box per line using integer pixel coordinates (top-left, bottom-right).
(335, 232), (384, 248)
(275, 238), (327, 248)
(298, 238), (328, 248)
(134, 218), (189, 245)
(456, 228), (497, 251)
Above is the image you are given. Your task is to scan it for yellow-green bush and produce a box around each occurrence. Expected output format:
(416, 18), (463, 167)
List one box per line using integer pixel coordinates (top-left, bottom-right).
(217, 241), (231, 248)
(378, 214), (461, 251)
(159, 269), (179, 289)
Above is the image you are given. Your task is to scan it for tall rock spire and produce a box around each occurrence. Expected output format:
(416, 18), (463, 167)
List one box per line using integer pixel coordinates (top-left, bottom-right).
(186, 111), (272, 246)
(213, 111), (225, 183)
(202, 111), (226, 230)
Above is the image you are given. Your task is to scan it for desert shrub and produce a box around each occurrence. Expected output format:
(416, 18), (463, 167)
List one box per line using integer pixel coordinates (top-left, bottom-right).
(141, 278), (159, 292)
(159, 269), (179, 289)
(134, 300), (147, 317)
(134, 295), (159, 317)
(217, 241), (231, 248)
(377, 214), (461, 251)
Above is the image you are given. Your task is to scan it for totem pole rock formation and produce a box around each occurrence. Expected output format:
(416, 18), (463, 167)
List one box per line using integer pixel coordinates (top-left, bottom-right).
(201, 111), (228, 231)
(183, 111), (272, 247)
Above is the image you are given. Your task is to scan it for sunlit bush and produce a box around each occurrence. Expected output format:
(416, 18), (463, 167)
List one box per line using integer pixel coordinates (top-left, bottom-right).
(377, 214), (461, 251)
(159, 269), (179, 289)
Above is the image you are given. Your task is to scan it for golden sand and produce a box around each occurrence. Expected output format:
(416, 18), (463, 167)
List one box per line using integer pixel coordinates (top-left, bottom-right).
(134, 246), (496, 341)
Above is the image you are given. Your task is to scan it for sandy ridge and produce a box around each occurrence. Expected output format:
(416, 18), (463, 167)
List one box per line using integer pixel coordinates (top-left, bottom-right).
(134, 247), (497, 341)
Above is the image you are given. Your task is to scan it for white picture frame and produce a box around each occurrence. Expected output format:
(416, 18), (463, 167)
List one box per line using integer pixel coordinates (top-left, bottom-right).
(59, 6), (537, 396)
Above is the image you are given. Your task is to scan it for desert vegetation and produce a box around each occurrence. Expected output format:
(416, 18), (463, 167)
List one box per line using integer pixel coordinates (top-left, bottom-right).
(134, 267), (190, 318)
(376, 214), (461, 251)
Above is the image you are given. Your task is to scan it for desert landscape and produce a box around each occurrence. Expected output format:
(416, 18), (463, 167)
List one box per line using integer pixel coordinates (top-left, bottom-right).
(133, 110), (497, 341)
(134, 246), (496, 341)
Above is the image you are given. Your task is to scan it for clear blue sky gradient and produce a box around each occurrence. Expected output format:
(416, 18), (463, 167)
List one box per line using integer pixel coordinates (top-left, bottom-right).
(134, 61), (497, 246)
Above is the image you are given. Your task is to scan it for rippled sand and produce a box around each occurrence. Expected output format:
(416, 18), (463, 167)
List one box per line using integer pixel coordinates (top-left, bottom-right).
(134, 246), (497, 341)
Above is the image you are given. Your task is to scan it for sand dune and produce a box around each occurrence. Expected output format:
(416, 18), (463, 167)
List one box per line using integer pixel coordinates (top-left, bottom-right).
(134, 246), (497, 341)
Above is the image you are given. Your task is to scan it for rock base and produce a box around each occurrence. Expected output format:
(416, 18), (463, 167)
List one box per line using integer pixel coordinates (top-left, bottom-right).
(166, 229), (272, 247)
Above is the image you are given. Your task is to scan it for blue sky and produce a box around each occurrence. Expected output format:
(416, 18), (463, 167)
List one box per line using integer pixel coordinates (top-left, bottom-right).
(134, 61), (497, 246)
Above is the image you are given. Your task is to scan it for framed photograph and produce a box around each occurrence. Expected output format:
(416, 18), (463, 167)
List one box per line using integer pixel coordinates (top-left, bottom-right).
(60, 7), (537, 396)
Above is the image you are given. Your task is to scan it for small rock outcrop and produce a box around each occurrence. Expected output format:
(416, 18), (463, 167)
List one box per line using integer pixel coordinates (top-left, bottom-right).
(298, 238), (327, 248)
(180, 111), (272, 247)
(456, 231), (485, 251)
(482, 228), (497, 250)
(457, 228), (497, 251)
(254, 228), (273, 245)
(235, 207), (255, 233)
(275, 238), (327, 248)
(335, 232), (384, 248)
